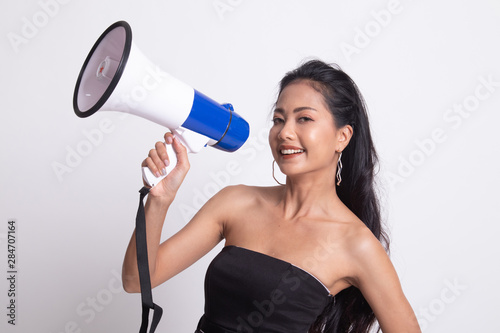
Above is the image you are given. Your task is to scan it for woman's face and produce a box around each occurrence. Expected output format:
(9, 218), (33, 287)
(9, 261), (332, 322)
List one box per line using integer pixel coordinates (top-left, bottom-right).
(269, 80), (345, 179)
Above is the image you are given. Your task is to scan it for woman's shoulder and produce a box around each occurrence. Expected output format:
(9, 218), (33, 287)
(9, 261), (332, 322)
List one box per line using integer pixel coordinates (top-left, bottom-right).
(339, 219), (390, 282)
(202, 185), (281, 223)
(201, 185), (281, 214)
(214, 184), (282, 203)
(346, 222), (384, 253)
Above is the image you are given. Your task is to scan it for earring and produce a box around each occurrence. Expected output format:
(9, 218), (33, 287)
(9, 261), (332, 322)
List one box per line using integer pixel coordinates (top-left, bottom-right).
(272, 160), (285, 186)
(336, 152), (343, 186)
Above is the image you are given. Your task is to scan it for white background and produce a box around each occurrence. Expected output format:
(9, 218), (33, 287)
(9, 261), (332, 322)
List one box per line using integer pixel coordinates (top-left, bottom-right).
(1, 0), (499, 332)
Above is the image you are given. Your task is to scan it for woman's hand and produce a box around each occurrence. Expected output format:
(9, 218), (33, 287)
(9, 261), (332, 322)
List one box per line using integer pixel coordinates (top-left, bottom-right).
(141, 132), (190, 200)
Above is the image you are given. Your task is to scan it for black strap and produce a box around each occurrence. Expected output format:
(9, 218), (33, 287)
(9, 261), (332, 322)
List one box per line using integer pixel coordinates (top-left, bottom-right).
(136, 186), (163, 333)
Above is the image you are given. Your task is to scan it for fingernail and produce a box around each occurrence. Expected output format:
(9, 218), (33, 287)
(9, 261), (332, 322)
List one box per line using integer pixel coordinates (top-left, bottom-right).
(166, 136), (173, 144)
(161, 168), (167, 176)
(164, 159), (170, 167)
(155, 171), (161, 177)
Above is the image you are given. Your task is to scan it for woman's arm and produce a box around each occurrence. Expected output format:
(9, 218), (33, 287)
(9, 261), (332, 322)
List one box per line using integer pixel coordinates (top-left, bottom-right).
(350, 228), (421, 333)
(121, 133), (227, 293)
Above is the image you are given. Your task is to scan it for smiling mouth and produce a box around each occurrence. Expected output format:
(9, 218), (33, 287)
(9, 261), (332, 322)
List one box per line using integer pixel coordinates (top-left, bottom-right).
(280, 149), (305, 155)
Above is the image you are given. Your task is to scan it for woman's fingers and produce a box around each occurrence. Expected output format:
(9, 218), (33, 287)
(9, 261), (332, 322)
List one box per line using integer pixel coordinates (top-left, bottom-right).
(140, 132), (191, 190)
(161, 133), (175, 167)
(141, 142), (167, 177)
(169, 135), (189, 172)
(154, 141), (170, 171)
(140, 132), (192, 198)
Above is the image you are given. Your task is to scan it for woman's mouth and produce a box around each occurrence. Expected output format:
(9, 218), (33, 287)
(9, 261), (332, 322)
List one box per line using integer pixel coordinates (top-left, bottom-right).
(280, 149), (304, 155)
(279, 147), (305, 159)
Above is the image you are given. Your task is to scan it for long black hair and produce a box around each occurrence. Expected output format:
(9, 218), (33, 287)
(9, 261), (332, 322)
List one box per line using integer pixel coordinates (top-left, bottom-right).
(276, 60), (389, 333)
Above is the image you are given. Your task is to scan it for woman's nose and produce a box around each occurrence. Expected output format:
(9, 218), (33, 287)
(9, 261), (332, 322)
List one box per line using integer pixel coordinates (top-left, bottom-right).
(278, 121), (295, 140)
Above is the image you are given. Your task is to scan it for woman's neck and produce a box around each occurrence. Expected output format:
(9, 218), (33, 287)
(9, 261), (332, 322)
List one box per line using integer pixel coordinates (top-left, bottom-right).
(276, 172), (341, 220)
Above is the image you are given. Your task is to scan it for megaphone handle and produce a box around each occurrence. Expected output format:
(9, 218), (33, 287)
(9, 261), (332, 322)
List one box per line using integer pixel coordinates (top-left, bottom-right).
(141, 142), (178, 187)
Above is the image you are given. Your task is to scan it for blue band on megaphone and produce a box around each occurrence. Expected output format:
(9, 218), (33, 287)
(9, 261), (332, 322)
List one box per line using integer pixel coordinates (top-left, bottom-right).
(212, 111), (250, 152)
(182, 90), (231, 142)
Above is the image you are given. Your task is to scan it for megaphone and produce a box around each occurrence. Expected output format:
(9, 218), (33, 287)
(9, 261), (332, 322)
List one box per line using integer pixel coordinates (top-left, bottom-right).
(73, 21), (249, 186)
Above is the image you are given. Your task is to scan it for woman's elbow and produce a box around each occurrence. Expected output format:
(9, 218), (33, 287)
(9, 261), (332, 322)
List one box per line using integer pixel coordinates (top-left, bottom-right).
(123, 284), (139, 294)
(122, 275), (141, 294)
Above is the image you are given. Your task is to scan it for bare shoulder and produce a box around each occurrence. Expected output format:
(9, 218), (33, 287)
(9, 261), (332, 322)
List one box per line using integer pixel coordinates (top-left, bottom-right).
(347, 223), (386, 255)
(202, 184), (280, 218)
(342, 221), (391, 286)
(211, 184), (280, 206)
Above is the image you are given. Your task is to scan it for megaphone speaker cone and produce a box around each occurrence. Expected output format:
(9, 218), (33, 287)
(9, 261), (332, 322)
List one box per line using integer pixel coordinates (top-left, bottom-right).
(73, 21), (132, 117)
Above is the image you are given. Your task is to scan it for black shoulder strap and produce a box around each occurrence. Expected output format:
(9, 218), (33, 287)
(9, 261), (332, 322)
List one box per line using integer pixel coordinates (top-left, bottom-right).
(135, 186), (163, 333)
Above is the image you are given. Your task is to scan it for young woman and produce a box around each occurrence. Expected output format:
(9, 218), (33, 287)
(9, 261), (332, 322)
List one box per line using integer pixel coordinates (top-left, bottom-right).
(122, 60), (421, 332)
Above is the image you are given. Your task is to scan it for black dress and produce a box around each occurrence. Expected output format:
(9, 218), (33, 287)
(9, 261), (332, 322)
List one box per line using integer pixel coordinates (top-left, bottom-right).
(195, 246), (333, 332)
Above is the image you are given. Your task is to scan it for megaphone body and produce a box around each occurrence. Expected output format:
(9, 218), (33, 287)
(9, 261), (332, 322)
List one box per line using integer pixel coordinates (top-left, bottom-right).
(73, 21), (249, 186)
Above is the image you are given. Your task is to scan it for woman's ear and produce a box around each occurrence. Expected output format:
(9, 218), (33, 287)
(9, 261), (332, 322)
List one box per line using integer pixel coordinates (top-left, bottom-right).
(337, 125), (353, 151)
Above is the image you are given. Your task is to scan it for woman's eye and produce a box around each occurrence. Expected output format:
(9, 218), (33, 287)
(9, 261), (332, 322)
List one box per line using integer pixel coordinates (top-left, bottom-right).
(298, 117), (313, 123)
(272, 118), (284, 125)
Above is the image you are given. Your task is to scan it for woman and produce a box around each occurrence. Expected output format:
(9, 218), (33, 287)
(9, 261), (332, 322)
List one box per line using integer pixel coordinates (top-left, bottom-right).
(122, 60), (421, 332)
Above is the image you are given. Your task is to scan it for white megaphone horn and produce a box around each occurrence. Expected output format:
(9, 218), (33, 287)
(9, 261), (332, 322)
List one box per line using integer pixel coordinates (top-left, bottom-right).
(73, 21), (249, 187)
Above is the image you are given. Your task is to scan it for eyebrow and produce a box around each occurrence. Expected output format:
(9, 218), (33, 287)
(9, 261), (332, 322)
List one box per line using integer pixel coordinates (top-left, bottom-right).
(273, 106), (318, 114)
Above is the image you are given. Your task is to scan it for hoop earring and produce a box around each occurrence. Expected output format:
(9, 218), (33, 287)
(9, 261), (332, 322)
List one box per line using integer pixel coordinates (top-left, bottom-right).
(336, 152), (343, 186)
(272, 160), (285, 186)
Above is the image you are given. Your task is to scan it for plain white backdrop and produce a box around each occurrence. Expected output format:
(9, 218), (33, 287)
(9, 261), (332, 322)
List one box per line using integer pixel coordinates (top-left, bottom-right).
(1, 0), (499, 332)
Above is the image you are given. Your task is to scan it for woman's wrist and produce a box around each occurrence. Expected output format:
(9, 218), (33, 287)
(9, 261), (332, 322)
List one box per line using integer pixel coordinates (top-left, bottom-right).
(146, 192), (174, 211)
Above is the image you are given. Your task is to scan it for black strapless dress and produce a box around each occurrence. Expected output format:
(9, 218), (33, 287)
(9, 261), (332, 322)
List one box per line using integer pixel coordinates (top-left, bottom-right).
(195, 246), (333, 333)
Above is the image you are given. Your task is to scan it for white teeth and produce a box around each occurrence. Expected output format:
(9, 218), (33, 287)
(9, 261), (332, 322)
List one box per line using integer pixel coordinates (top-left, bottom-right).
(281, 149), (304, 155)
